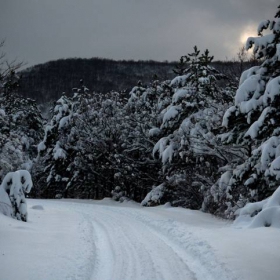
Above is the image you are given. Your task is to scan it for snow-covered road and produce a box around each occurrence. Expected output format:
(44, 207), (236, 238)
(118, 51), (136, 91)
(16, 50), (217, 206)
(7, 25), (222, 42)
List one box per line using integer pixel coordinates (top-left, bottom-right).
(81, 202), (226, 280)
(1, 199), (280, 280)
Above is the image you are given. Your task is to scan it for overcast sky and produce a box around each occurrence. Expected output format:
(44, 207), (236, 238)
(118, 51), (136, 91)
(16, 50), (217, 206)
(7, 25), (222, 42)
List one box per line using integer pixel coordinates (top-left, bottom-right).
(0, 0), (278, 68)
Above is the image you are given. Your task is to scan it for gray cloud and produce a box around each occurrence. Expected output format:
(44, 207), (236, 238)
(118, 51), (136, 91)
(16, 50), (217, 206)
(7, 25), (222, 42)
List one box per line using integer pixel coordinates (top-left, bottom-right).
(0, 0), (278, 68)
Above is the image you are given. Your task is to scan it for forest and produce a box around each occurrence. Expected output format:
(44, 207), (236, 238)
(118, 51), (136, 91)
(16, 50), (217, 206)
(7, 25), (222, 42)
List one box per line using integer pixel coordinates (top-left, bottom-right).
(19, 56), (252, 104)
(1, 6), (280, 222)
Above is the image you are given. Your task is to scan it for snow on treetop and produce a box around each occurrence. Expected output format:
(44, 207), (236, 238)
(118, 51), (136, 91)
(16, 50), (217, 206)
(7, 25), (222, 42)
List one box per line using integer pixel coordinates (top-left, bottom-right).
(161, 105), (181, 127)
(0, 108), (5, 116)
(235, 74), (260, 105)
(270, 156), (280, 179)
(223, 65), (271, 128)
(161, 144), (175, 164)
(170, 74), (190, 88)
(257, 20), (270, 35)
(262, 76), (280, 105)
(172, 88), (191, 103)
(148, 127), (161, 137)
(37, 141), (46, 152)
(153, 137), (168, 158)
(257, 136), (280, 172)
(239, 66), (260, 86)
(58, 115), (71, 130)
(271, 18), (280, 33)
(246, 34), (275, 58)
(245, 107), (274, 139)
(222, 106), (236, 128)
(246, 16), (280, 59)
(243, 76), (280, 139)
(53, 141), (67, 160)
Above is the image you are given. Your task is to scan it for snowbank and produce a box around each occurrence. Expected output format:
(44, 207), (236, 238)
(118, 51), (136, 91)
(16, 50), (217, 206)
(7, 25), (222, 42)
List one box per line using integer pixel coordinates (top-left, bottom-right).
(234, 185), (280, 228)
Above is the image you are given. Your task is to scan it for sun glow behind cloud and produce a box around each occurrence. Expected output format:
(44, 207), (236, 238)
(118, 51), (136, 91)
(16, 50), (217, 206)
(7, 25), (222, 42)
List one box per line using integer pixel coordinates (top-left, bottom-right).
(238, 23), (257, 56)
(239, 24), (257, 45)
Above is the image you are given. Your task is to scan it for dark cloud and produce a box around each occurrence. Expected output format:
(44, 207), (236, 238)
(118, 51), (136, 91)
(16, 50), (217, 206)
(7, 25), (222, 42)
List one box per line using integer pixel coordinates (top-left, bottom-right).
(0, 0), (277, 67)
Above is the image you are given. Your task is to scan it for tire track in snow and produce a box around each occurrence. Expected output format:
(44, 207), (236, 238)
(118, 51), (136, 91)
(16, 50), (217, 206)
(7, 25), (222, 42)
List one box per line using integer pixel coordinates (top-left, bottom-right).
(99, 210), (192, 280)
(105, 206), (239, 280)
(89, 211), (141, 280)
(86, 208), (160, 280)
(77, 204), (197, 280)
(60, 201), (239, 280)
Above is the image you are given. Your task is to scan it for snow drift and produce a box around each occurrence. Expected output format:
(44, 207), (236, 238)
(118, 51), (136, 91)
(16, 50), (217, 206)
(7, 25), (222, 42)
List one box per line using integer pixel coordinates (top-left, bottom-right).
(234, 185), (280, 228)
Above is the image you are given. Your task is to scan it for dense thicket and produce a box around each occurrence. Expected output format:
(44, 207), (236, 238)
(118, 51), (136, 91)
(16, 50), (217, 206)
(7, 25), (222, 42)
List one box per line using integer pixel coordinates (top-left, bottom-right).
(32, 47), (235, 210)
(0, 50), (42, 221)
(0, 55), (43, 181)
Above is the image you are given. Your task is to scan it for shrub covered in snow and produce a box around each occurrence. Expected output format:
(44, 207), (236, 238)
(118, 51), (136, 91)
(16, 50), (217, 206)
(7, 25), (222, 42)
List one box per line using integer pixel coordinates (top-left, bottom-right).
(111, 186), (129, 202)
(0, 170), (33, 222)
(141, 184), (166, 206)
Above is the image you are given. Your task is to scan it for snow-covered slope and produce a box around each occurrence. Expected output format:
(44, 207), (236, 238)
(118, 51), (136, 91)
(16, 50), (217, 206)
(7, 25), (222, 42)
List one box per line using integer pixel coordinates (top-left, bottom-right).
(0, 199), (279, 280)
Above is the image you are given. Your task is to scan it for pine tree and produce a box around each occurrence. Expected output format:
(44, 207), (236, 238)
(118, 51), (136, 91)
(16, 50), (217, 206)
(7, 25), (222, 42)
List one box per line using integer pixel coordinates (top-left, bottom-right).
(218, 6), (280, 218)
(147, 47), (232, 209)
(36, 92), (75, 197)
(116, 78), (172, 202)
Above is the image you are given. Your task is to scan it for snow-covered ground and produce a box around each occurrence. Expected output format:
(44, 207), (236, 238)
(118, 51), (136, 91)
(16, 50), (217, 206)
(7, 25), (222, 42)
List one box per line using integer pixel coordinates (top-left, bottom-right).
(0, 199), (279, 280)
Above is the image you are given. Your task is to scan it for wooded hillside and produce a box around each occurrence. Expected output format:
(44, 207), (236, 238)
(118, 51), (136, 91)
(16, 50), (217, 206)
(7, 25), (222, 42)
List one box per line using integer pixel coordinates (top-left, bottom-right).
(19, 58), (248, 103)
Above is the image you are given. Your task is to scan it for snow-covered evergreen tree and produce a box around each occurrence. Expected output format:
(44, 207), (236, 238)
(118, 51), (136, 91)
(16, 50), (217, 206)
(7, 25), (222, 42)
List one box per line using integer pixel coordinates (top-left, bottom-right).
(145, 47), (233, 209)
(37, 88), (81, 197)
(218, 6), (280, 218)
(116, 79), (172, 201)
(69, 90), (125, 199)
(37, 81), (126, 198)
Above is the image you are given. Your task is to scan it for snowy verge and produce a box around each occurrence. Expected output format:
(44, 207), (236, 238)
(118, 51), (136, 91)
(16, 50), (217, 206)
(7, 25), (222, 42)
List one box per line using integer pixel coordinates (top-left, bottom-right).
(0, 199), (95, 280)
(234, 186), (280, 228)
